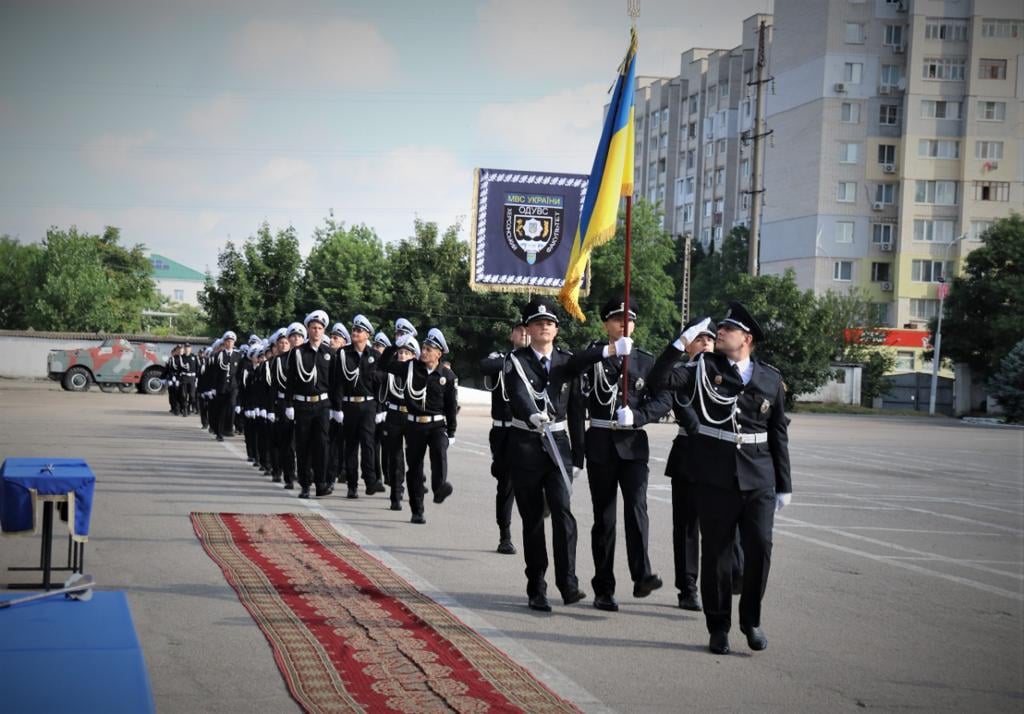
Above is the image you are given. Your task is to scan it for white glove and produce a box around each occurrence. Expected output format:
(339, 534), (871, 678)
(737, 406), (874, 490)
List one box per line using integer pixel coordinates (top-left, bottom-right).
(447, 437), (456, 446)
(616, 406), (634, 427)
(268, 413), (276, 423)
(259, 409), (267, 419)
(678, 317), (712, 351)
(285, 407), (295, 421)
(528, 412), (551, 429)
(234, 406), (241, 414)
(374, 412), (386, 424)
(572, 466), (584, 480)
(775, 492), (792, 513)
(614, 336), (633, 357)
(330, 409), (344, 423)
(242, 409), (250, 418)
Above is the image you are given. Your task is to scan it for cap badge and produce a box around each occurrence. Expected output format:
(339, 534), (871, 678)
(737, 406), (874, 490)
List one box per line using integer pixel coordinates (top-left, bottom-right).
(440, 376), (447, 385)
(538, 305), (547, 314)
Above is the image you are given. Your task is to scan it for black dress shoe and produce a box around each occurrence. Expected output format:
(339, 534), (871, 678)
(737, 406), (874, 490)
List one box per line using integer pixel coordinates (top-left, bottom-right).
(496, 539), (516, 555)
(528, 594), (552, 612)
(740, 625), (768, 651)
(283, 481), (294, 490)
(365, 480), (385, 495)
(410, 513), (426, 524)
(678, 590), (702, 611)
(633, 574), (663, 598)
(561, 588), (586, 606)
(216, 435), (224, 442)
(389, 501), (402, 511)
(298, 488), (311, 499)
(432, 482), (454, 504)
(271, 475), (282, 483)
(593, 594), (619, 612)
(709, 631), (730, 655)
(346, 488), (359, 499)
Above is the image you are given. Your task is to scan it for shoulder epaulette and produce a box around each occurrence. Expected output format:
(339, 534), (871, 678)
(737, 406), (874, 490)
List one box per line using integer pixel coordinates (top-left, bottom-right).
(556, 346), (574, 356)
(758, 360), (782, 375)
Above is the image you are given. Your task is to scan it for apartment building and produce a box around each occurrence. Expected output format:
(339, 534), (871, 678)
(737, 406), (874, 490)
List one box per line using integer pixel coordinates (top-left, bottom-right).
(761, 0), (1022, 341)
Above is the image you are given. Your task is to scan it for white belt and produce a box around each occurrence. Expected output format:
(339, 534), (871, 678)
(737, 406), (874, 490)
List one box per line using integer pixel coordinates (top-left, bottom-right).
(343, 396), (374, 403)
(407, 414), (445, 424)
(277, 391), (285, 399)
(492, 419), (513, 428)
(589, 418), (640, 430)
(293, 393), (329, 403)
(388, 403), (409, 413)
(511, 418), (567, 432)
(697, 424), (767, 445)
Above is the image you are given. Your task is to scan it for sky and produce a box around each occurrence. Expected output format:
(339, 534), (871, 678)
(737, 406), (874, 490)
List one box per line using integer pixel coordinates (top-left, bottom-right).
(0, 0), (771, 275)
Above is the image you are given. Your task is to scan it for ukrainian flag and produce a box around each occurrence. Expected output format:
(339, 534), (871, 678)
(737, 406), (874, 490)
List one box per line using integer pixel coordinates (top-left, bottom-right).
(558, 29), (637, 321)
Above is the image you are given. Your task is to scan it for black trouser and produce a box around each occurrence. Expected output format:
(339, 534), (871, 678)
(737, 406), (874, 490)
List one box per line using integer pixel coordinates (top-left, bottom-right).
(293, 402), (329, 490)
(510, 442), (579, 598)
(489, 427), (515, 530)
(167, 380), (179, 414)
(198, 390), (209, 427)
(212, 391), (236, 438)
(244, 411), (258, 460)
(180, 377), (197, 414)
(326, 419), (345, 483)
(275, 405), (296, 483)
(381, 412), (406, 503)
(403, 423), (448, 515)
(671, 476), (700, 593)
(587, 451), (653, 597)
(257, 416), (272, 470)
(694, 483), (774, 634)
(342, 400), (378, 489)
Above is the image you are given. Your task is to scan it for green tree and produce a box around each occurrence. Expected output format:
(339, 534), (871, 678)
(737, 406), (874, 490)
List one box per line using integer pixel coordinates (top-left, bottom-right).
(0, 237), (44, 329)
(199, 241), (257, 333)
(989, 338), (1024, 422)
(817, 288), (896, 405)
(299, 219), (390, 321)
(933, 214), (1024, 380)
(95, 227), (159, 332)
(688, 226), (749, 319)
(144, 297), (212, 338)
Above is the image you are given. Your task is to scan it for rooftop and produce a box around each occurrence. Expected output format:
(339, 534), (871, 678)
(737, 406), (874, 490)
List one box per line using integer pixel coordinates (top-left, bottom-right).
(149, 254), (206, 282)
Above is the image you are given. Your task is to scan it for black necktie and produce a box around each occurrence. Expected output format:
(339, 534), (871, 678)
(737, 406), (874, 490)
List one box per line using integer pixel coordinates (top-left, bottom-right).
(539, 356), (549, 373)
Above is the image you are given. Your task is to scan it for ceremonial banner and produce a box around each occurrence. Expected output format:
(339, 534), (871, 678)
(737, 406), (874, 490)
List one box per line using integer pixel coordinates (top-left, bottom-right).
(468, 167), (589, 294)
(191, 512), (580, 713)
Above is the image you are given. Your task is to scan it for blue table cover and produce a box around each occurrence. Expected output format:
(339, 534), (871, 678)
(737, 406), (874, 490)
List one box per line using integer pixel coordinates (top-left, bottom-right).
(0, 458), (95, 540)
(0, 591), (155, 713)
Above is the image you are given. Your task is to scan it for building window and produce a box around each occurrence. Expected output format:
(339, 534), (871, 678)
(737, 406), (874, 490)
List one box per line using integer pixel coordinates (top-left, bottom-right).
(839, 142), (859, 164)
(981, 20), (1021, 38)
(715, 168), (725, 185)
(880, 64), (903, 88)
(660, 134), (668, 149)
(911, 260), (953, 283)
(871, 262), (892, 282)
(844, 63), (863, 83)
(917, 139), (960, 159)
(714, 198), (724, 214)
(705, 143), (714, 157)
(705, 172), (714, 188)
(686, 149), (696, 170)
(978, 59), (1007, 80)
(913, 219), (955, 243)
(740, 193), (750, 210)
(921, 100), (960, 119)
(841, 102), (861, 123)
(873, 302), (891, 326)
(872, 223), (896, 245)
(837, 182), (857, 203)
(688, 122), (697, 139)
(977, 101), (1006, 121)
(970, 220), (993, 241)
(717, 139), (726, 154)
(703, 201), (712, 218)
(909, 299), (940, 320)
(924, 20), (968, 42)
(975, 141), (1003, 160)
(707, 85), (717, 106)
(879, 104), (899, 125)
(685, 176), (695, 194)
(684, 203), (694, 223)
(740, 159), (750, 177)
(895, 351), (916, 370)
(173, 289), (185, 301)
(689, 94), (699, 113)
(922, 57), (965, 80)
(833, 261), (853, 281)
(845, 23), (865, 43)
(877, 144), (896, 164)
(973, 181), (1010, 202)
(836, 221), (855, 243)
(719, 80), (730, 97)
(883, 25), (904, 47)
(874, 184), (896, 204)
(914, 180), (957, 205)
(651, 112), (660, 129)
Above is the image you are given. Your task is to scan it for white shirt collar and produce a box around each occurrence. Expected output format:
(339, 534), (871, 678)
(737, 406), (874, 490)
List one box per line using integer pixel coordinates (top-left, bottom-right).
(532, 347), (553, 363)
(729, 357), (753, 385)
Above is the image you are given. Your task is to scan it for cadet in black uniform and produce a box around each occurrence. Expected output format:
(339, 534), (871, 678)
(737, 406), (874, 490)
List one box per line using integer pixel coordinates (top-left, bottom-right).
(164, 345), (182, 415)
(274, 323), (305, 489)
(649, 302), (793, 655)
(371, 331), (393, 489)
(568, 296), (673, 612)
(479, 322), (530, 555)
(503, 298), (586, 612)
(211, 331), (241, 441)
(326, 322), (350, 486)
(377, 320), (416, 512)
(335, 315), (384, 498)
(284, 310), (334, 499)
(382, 329), (457, 524)
(179, 343), (199, 416)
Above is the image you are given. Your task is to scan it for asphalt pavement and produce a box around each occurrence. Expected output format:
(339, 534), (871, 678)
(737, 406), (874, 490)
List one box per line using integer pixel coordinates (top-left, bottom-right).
(1, 379), (1022, 713)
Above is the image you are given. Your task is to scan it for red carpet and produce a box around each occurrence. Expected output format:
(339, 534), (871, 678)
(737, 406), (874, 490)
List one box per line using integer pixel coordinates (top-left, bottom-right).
(191, 512), (579, 713)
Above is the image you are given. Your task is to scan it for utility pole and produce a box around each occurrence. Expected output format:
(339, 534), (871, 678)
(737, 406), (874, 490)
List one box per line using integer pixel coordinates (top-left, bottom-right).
(680, 234), (692, 327)
(747, 20), (772, 276)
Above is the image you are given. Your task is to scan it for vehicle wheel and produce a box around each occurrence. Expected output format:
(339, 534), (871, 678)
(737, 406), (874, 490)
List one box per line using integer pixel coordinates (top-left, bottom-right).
(141, 369), (165, 395)
(62, 366), (92, 392)
(99, 383), (117, 393)
(117, 383), (134, 393)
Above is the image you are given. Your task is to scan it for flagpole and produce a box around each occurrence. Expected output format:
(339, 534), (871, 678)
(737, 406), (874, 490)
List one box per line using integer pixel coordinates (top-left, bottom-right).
(621, 194), (633, 405)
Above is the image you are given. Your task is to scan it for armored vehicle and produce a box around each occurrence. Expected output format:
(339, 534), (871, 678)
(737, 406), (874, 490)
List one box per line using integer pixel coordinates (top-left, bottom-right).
(47, 338), (168, 394)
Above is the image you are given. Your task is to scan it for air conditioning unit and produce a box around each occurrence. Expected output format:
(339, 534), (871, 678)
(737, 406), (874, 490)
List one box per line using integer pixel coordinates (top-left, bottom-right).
(872, 201), (885, 211)
(879, 85), (891, 95)
(882, 163), (896, 174)
(834, 82), (847, 93)
(880, 242), (894, 252)
(894, 44), (905, 54)
(881, 281), (893, 291)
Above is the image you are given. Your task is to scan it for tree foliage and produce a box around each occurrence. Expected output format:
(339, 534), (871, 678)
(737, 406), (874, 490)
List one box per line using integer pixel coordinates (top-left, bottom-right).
(989, 338), (1024, 423)
(932, 214), (1024, 379)
(817, 289), (896, 405)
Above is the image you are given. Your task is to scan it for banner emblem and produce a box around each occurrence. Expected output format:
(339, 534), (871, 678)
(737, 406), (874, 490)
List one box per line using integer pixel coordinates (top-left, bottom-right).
(504, 193), (564, 266)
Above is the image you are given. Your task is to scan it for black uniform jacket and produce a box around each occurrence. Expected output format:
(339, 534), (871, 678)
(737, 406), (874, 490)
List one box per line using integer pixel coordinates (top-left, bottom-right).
(503, 346), (585, 471)
(569, 341), (673, 464)
(380, 349), (458, 438)
(284, 341), (334, 406)
(212, 349), (242, 395)
(649, 346), (791, 494)
(332, 345), (379, 401)
(479, 351), (513, 422)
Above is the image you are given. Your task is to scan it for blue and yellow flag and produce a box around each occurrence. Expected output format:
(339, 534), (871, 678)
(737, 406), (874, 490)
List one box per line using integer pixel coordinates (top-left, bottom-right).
(558, 29), (637, 321)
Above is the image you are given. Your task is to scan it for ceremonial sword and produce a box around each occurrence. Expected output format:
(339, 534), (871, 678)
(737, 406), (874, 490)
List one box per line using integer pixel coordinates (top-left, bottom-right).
(541, 422), (573, 496)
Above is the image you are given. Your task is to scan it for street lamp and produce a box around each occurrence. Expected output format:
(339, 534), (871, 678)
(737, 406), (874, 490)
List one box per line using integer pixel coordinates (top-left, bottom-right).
(928, 232), (968, 416)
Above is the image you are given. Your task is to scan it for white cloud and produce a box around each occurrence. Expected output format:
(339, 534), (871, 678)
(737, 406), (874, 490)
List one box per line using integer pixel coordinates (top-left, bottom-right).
(227, 18), (399, 89)
(184, 94), (247, 141)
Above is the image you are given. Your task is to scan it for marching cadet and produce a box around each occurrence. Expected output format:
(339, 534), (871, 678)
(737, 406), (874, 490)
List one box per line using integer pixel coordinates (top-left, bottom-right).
(240, 344), (260, 464)
(383, 328), (457, 524)
(371, 331), (393, 487)
(326, 322), (350, 486)
(649, 302), (792, 655)
(198, 341), (220, 432)
(179, 343), (199, 417)
(568, 296), (673, 612)
(334, 315), (385, 499)
(479, 321), (530, 555)
(211, 331), (241, 442)
(274, 323), (304, 488)
(376, 326), (415, 511)
(503, 298), (586, 612)
(285, 311), (334, 499)
(164, 345), (182, 415)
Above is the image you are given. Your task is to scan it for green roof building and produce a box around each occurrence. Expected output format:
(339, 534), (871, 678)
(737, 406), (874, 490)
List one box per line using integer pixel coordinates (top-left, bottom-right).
(149, 254), (206, 306)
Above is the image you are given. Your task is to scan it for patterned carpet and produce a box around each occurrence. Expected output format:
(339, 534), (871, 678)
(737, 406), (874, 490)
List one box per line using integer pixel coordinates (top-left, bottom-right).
(191, 512), (579, 713)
